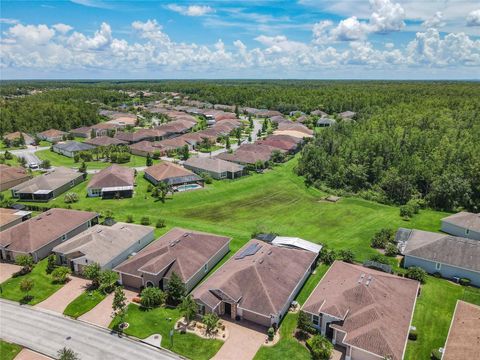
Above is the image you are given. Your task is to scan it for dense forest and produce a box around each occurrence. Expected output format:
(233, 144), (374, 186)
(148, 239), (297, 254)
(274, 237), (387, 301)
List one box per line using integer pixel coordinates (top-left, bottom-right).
(1, 80), (479, 211)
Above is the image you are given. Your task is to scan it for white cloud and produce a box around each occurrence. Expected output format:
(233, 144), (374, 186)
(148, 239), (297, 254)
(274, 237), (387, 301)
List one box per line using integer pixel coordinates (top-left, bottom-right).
(67, 22), (111, 50)
(368, 0), (405, 33)
(53, 23), (73, 33)
(6, 24), (55, 45)
(0, 18), (19, 25)
(166, 4), (214, 17)
(331, 16), (370, 41)
(466, 9), (480, 26)
(422, 12), (445, 28)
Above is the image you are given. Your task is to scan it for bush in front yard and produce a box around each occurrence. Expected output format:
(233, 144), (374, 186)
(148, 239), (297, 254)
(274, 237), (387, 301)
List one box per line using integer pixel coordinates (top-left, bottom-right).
(51, 266), (71, 284)
(406, 267), (427, 284)
(459, 278), (471, 286)
(306, 334), (333, 360)
(267, 327), (275, 341)
(385, 243), (398, 257)
(431, 349), (442, 360)
(140, 216), (151, 225)
(156, 218), (166, 228)
(140, 287), (166, 309)
(408, 329), (418, 341)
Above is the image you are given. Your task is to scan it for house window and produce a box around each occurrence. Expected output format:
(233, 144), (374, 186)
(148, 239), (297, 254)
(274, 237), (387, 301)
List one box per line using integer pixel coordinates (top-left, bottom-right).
(204, 263), (208, 272)
(312, 314), (319, 326)
(198, 304), (205, 315)
(70, 180), (75, 187)
(61, 234), (67, 241)
(435, 262), (441, 271)
(87, 221), (92, 228)
(465, 229), (470, 235)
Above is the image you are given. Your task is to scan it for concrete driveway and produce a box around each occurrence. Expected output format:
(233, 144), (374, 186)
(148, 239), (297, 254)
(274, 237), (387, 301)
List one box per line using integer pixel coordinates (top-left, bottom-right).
(212, 318), (267, 360)
(0, 263), (21, 283)
(35, 277), (89, 314)
(14, 349), (52, 360)
(1, 299), (178, 360)
(79, 289), (139, 328)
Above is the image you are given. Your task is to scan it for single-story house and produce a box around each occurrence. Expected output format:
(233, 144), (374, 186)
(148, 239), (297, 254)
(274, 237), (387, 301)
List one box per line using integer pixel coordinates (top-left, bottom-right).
(0, 208), (98, 262)
(129, 140), (159, 157)
(0, 164), (31, 191)
(115, 227), (230, 292)
(0, 208), (32, 231)
(256, 109), (283, 118)
(442, 300), (480, 360)
(192, 239), (317, 328)
(277, 122), (314, 136)
(90, 123), (118, 137)
(441, 211), (480, 241)
(311, 110), (328, 117)
(273, 129), (314, 139)
(106, 113), (137, 127)
(180, 132), (217, 149)
(302, 261), (419, 360)
(272, 236), (322, 254)
(256, 136), (300, 153)
(217, 144), (283, 166)
(87, 164), (135, 199)
(397, 228), (480, 286)
(184, 157), (245, 180)
(70, 126), (92, 139)
(85, 136), (128, 147)
(3, 131), (35, 145)
(317, 118), (337, 127)
(11, 167), (85, 202)
(52, 141), (95, 158)
(37, 129), (67, 143)
(155, 137), (192, 153)
(339, 111), (357, 120)
(144, 162), (204, 190)
(115, 129), (166, 144)
(53, 222), (154, 273)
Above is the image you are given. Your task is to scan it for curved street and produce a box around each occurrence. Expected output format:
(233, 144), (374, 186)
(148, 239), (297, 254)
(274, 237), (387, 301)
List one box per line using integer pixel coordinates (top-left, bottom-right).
(0, 299), (179, 360)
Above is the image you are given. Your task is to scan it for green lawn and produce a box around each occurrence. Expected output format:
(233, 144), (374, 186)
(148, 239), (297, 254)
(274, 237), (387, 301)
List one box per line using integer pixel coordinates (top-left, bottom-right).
(110, 304), (223, 360)
(405, 277), (480, 360)
(0, 259), (64, 305)
(0, 340), (22, 360)
(36, 149), (153, 169)
(198, 145), (223, 153)
(63, 289), (107, 318)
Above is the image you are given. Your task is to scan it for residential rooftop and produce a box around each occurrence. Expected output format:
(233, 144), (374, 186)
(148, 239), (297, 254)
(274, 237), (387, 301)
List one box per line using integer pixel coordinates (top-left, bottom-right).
(88, 164), (135, 190)
(11, 167), (83, 194)
(442, 211), (480, 232)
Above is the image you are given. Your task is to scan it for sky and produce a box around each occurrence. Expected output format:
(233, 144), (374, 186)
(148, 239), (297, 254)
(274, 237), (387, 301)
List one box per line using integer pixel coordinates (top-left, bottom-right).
(1, 0), (479, 79)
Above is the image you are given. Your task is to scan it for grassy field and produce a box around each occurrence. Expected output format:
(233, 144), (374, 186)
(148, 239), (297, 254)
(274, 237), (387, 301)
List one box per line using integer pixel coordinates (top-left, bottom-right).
(36, 149), (153, 169)
(405, 277), (480, 360)
(110, 304), (223, 360)
(0, 259), (64, 305)
(0, 340), (22, 360)
(63, 289), (107, 318)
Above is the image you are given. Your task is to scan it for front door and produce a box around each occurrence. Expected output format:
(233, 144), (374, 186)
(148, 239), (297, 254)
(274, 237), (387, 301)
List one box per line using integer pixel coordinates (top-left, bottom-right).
(224, 302), (231, 316)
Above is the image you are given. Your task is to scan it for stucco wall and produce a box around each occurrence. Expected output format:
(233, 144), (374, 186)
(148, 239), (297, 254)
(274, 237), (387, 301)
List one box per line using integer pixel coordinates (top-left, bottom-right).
(120, 273), (143, 289)
(441, 221), (480, 241)
(350, 346), (383, 360)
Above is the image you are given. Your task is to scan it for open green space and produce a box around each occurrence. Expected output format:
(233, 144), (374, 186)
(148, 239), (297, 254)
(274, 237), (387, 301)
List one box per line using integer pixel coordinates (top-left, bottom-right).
(0, 259), (64, 305)
(0, 340), (22, 360)
(405, 277), (480, 360)
(63, 289), (107, 318)
(36, 149), (153, 169)
(110, 304), (223, 360)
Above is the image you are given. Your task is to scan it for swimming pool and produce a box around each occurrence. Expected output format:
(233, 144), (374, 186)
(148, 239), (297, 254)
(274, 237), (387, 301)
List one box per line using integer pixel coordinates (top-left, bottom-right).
(176, 184), (203, 192)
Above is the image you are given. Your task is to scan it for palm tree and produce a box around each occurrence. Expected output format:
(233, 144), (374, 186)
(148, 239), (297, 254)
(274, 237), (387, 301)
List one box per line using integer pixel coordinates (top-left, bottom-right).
(178, 295), (198, 325)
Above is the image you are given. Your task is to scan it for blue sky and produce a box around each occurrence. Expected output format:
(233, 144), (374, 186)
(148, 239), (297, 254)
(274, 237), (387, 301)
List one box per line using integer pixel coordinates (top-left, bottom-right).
(1, 0), (479, 79)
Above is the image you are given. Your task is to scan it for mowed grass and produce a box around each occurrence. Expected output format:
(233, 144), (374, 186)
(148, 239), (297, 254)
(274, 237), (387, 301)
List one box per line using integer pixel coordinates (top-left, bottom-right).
(110, 304), (223, 360)
(0, 259), (64, 305)
(405, 277), (480, 360)
(63, 289), (107, 318)
(0, 340), (22, 360)
(36, 149), (152, 169)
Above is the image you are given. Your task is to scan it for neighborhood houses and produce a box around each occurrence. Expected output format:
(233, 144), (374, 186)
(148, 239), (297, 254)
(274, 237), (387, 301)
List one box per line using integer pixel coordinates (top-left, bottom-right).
(87, 164), (135, 199)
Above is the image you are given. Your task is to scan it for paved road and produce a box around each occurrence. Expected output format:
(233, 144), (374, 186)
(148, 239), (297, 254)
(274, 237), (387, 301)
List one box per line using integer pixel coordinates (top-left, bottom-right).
(3, 145), (50, 165)
(0, 299), (179, 360)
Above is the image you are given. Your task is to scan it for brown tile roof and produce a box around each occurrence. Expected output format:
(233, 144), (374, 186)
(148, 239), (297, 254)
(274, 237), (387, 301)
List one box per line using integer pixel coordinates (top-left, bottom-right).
(443, 300), (480, 360)
(256, 138), (298, 152)
(129, 140), (158, 155)
(155, 137), (189, 150)
(38, 129), (67, 138)
(0, 164), (30, 186)
(184, 157), (244, 174)
(193, 239), (316, 318)
(3, 131), (34, 143)
(88, 165), (134, 189)
(11, 167), (84, 193)
(402, 229), (480, 272)
(115, 227), (230, 281)
(302, 261), (419, 360)
(442, 211), (480, 232)
(0, 208), (98, 253)
(85, 136), (127, 147)
(144, 162), (200, 183)
(0, 208), (30, 229)
(115, 129), (165, 143)
(273, 129), (314, 139)
(277, 122), (314, 136)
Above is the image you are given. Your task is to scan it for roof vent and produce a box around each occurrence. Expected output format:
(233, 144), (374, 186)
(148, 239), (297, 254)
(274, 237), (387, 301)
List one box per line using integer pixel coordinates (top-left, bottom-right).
(259, 259), (264, 264)
(183, 233), (189, 237)
(358, 273), (365, 284)
(366, 275), (373, 286)
(267, 250), (272, 255)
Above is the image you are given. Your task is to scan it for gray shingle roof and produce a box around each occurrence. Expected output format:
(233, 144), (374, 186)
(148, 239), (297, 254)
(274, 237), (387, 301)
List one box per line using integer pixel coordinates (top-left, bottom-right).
(442, 212), (480, 232)
(53, 141), (95, 152)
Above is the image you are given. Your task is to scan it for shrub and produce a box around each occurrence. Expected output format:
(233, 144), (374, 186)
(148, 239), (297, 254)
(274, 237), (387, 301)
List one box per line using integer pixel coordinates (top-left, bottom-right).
(156, 219), (166, 228)
(459, 278), (471, 286)
(166, 272), (186, 305)
(83, 263), (101, 288)
(400, 204), (414, 219)
(51, 266), (71, 284)
(406, 267), (427, 284)
(140, 216), (150, 225)
(431, 349), (442, 360)
(407, 198), (422, 214)
(203, 313), (219, 334)
(371, 228), (395, 248)
(408, 329), (418, 341)
(267, 327), (275, 341)
(319, 248), (336, 265)
(306, 334), (333, 360)
(339, 249), (355, 263)
(369, 254), (390, 264)
(41, 159), (51, 169)
(126, 214), (134, 223)
(152, 150), (160, 160)
(46, 254), (56, 274)
(146, 184), (154, 193)
(64, 192), (79, 204)
(201, 172), (213, 184)
(140, 287), (166, 308)
(98, 269), (119, 294)
(15, 254), (34, 273)
(385, 243), (398, 257)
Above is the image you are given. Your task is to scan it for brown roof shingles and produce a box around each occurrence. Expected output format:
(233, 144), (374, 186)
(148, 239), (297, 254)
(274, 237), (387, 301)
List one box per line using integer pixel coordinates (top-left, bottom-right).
(85, 136), (127, 146)
(144, 162), (199, 183)
(302, 261), (419, 360)
(88, 164), (134, 189)
(0, 164), (30, 187)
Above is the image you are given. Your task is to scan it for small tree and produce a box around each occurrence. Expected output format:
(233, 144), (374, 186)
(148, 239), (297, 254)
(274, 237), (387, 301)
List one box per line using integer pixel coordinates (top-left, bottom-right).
(400, 204), (414, 219)
(46, 254), (56, 274)
(166, 272), (186, 305)
(385, 243), (398, 257)
(20, 278), (34, 301)
(406, 267), (427, 284)
(307, 334), (333, 360)
(371, 228), (395, 249)
(297, 310), (314, 336)
(126, 214), (134, 223)
(203, 313), (219, 335)
(146, 153), (153, 166)
(339, 250), (355, 263)
(112, 286), (128, 328)
(57, 347), (79, 360)
(156, 218), (166, 228)
(179, 295), (198, 324)
(225, 137), (231, 150)
(140, 287), (166, 309)
(98, 269), (119, 294)
(15, 254), (34, 273)
(79, 161), (87, 174)
(83, 263), (101, 288)
(319, 248), (336, 265)
(140, 216), (151, 225)
(41, 159), (51, 169)
(52, 266), (71, 283)
(155, 182), (172, 203)
(64, 192), (79, 204)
